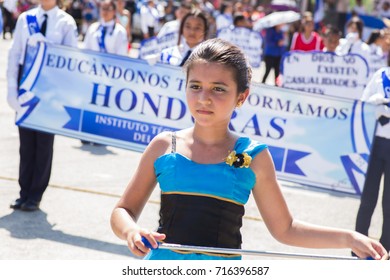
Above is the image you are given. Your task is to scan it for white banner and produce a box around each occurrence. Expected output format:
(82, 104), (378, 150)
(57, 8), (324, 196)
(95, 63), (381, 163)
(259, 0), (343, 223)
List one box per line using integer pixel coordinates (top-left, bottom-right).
(281, 51), (369, 100)
(17, 43), (378, 195)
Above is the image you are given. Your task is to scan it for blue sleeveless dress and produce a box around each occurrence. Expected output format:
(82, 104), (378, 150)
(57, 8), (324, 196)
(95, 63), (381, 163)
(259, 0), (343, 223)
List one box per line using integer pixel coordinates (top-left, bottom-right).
(144, 136), (267, 260)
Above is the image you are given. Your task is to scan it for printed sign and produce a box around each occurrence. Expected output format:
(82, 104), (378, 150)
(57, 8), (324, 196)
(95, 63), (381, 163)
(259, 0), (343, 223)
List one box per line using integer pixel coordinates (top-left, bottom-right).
(217, 27), (263, 68)
(138, 32), (178, 60)
(281, 51), (369, 99)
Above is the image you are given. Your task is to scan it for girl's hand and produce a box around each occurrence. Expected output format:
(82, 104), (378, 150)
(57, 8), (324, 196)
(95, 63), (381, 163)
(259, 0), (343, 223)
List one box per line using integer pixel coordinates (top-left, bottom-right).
(126, 228), (166, 257)
(350, 232), (389, 260)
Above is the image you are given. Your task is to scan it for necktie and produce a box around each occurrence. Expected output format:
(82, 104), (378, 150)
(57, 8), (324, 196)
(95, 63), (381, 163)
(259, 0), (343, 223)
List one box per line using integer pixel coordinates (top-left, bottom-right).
(179, 50), (192, 67)
(101, 26), (107, 38)
(378, 116), (390, 126)
(40, 14), (48, 36)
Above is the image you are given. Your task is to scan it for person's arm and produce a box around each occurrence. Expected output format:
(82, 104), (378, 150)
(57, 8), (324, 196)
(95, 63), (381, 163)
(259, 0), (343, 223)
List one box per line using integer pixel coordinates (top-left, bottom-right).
(289, 32), (298, 51)
(62, 15), (79, 48)
(7, 14), (24, 111)
(361, 68), (390, 104)
(251, 148), (388, 259)
(110, 132), (170, 257)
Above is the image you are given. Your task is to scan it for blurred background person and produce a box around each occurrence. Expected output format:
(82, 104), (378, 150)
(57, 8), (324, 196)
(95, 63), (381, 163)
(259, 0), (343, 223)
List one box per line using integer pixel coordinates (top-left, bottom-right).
(322, 25), (341, 53)
(115, 0), (132, 48)
(336, 0), (349, 36)
(2, 0), (18, 39)
(352, 0), (366, 16)
(65, 0), (84, 37)
(367, 29), (386, 59)
(157, 2), (191, 38)
(378, 1), (390, 18)
(160, 9), (208, 66)
(7, 0), (78, 211)
(261, 24), (286, 85)
(233, 13), (251, 29)
(290, 12), (323, 52)
(81, 0), (128, 146)
(83, 0), (128, 56)
(336, 16), (370, 62)
(140, 0), (160, 39)
(81, 0), (99, 40)
(366, 29), (388, 79)
(215, 1), (233, 31)
(354, 62), (390, 254)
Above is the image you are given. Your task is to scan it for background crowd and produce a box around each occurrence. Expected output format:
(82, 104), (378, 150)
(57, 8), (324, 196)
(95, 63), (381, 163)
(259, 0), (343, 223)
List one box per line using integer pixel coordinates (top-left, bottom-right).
(2, 0), (390, 85)
(1, 1), (390, 51)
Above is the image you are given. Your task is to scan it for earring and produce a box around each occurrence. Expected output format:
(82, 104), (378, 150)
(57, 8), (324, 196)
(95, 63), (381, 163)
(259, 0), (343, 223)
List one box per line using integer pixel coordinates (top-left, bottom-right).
(236, 101), (243, 108)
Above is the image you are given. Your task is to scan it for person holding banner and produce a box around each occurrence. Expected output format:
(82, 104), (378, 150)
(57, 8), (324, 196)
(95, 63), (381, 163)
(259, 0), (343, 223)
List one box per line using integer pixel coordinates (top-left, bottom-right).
(321, 25), (341, 53)
(82, 0), (128, 56)
(110, 38), (388, 260)
(115, 0), (132, 48)
(366, 29), (388, 79)
(7, 0), (78, 211)
(159, 10), (208, 67)
(335, 16), (370, 63)
(215, 1), (233, 31)
(157, 2), (192, 38)
(81, 0), (128, 146)
(140, 0), (160, 39)
(354, 65), (390, 253)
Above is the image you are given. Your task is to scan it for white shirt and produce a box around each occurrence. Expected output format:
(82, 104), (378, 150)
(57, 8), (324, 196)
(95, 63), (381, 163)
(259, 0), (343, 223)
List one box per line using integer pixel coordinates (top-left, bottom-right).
(140, 4), (160, 35)
(82, 20), (128, 55)
(3, 0), (18, 13)
(336, 38), (371, 63)
(361, 67), (390, 139)
(160, 40), (191, 66)
(7, 6), (78, 110)
(216, 13), (233, 31)
(378, 8), (390, 18)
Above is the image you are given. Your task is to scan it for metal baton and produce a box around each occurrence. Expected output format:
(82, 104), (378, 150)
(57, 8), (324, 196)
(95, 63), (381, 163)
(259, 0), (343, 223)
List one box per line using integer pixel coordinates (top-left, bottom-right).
(141, 237), (359, 260)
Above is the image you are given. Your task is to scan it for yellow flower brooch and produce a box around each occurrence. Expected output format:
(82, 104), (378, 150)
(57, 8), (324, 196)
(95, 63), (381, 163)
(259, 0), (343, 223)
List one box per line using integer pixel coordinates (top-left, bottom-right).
(225, 151), (252, 168)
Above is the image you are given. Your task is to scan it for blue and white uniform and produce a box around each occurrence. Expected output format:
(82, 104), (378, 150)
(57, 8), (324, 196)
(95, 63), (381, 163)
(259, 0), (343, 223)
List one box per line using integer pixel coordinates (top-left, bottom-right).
(355, 67), (390, 252)
(83, 19), (128, 55)
(7, 5), (78, 110)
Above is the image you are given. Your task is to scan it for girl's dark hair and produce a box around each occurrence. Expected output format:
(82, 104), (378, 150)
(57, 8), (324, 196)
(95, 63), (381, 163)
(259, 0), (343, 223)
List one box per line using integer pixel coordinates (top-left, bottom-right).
(184, 38), (252, 93)
(178, 9), (209, 45)
(108, 0), (117, 11)
(366, 29), (384, 45)
(323, 24), (341, 37)
(56, 0), (64, 8)
(346, 16), (364, 39)
(220, 2), (231, 14)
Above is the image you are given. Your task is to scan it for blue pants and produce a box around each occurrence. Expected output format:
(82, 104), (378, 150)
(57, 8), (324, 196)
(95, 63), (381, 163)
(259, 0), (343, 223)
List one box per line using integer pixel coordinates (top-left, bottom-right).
(355, 136), (390, 251)
(18, 127), (54, 203)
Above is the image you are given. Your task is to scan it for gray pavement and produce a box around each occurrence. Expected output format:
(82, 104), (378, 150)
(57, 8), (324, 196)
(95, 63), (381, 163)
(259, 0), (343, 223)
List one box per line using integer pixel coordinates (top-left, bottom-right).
(0, 38), (384, 260)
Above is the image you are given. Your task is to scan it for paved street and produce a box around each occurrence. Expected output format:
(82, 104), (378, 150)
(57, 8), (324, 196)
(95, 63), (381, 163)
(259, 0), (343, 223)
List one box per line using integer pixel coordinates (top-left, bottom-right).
(0, 38), (384, 260)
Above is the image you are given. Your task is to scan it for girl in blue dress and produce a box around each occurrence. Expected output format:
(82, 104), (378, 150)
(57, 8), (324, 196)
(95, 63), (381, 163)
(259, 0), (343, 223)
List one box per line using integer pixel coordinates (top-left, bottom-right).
(110, 38), (388, 260)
